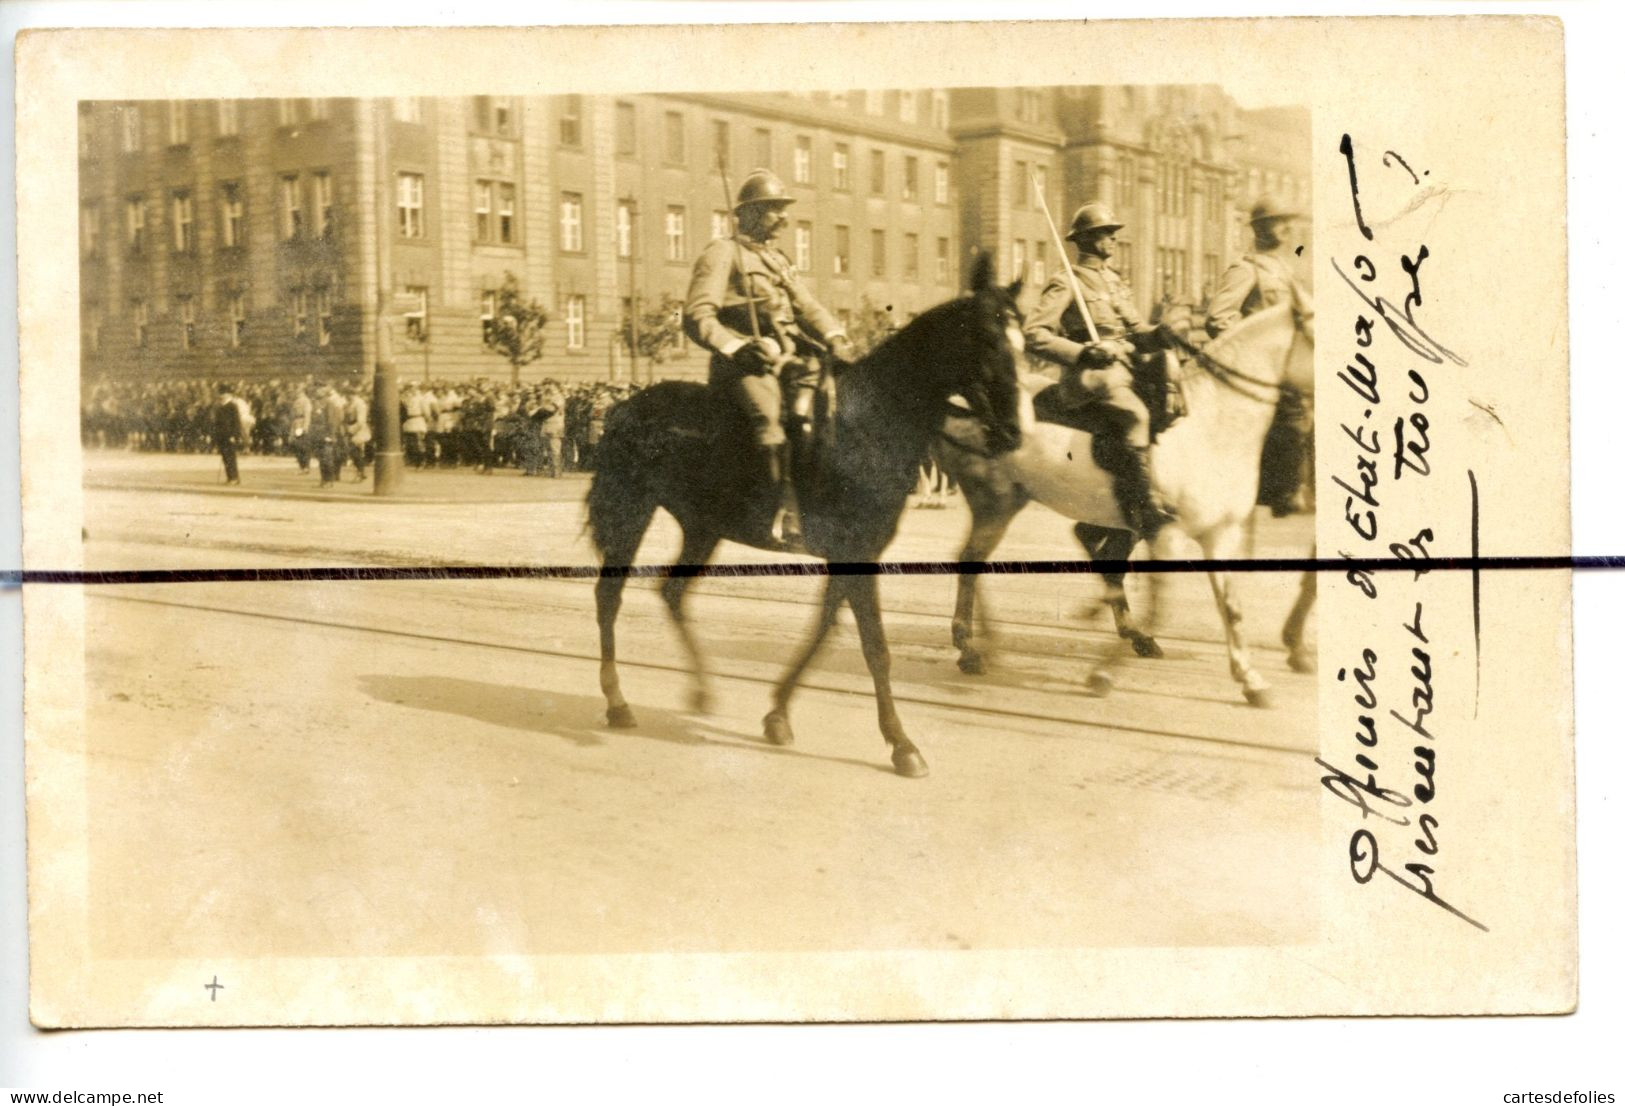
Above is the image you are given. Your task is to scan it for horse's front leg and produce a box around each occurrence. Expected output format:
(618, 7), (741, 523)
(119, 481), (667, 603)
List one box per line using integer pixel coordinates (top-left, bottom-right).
(661, 527), (722, 713)
(1203, 525), (1271, 708)
(846, 573), (928, 778)
(951, 510), (1015, 675)
(764, 577), (846, 746)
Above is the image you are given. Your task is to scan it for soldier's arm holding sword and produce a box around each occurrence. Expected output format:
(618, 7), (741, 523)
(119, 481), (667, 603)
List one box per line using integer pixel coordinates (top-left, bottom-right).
(684, 238), (782, 374)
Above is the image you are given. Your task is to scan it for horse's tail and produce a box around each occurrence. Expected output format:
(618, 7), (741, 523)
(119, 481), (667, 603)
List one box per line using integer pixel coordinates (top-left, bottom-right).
(585, 395), (662, 559)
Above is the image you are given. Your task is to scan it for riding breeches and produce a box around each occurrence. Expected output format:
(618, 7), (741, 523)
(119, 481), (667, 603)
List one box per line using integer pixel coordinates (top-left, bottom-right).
(710, 355), (816, 449)
(1059, 372), (1151, 448)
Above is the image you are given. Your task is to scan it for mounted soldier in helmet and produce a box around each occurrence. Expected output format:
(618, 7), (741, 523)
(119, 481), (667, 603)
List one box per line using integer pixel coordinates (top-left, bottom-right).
(1206, 196), (1313, 516)
(684, 168), (855, 552)
(1024, 200), (1178, 538)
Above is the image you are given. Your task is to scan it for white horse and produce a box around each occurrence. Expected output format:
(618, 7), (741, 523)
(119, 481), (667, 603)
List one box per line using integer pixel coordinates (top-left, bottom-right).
(937, 294), (1315, 706)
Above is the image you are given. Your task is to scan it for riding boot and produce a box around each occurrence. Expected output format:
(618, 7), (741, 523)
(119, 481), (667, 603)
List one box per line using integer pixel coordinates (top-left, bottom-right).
(1105, 440), (1169, 541)
(773, 442), (807, 553)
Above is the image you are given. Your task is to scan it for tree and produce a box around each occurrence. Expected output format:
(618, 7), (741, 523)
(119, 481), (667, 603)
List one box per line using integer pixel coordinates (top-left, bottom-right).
(484, 272), (549, 384)
(845, 296), (899, 358)
(618, 293), (686, 369)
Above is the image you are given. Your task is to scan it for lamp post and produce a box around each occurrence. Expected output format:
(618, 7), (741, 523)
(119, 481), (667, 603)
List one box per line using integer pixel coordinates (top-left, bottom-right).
(623, 197), (640, 386)
(371, 97), (403, 496)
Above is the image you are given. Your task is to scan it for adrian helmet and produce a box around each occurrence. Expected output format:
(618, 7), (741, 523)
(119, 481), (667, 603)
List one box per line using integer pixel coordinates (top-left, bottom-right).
(1066, 201), (1124, 240)
(1249, 196), (1302, 225)
(734, 168), (795, 210)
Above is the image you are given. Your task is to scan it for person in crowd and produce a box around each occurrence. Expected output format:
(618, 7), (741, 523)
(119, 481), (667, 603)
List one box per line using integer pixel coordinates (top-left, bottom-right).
(288, 383), (313, 474)
(211, 382), (245, 485)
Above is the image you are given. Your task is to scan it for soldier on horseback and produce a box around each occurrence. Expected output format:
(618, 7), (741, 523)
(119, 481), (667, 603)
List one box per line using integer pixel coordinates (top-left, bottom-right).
(1024, 201), (1177, 537)
(684, 168), (855, 551)
(1206, 196), (1313, 516)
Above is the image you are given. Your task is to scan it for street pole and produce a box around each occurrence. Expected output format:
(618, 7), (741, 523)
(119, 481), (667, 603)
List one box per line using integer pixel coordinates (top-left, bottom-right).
(625, 199), (640, 385)
(372, 98), (403, 496)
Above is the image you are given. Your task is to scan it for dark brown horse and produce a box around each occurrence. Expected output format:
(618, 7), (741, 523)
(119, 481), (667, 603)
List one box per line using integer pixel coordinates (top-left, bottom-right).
(587, 256), (1025, 777)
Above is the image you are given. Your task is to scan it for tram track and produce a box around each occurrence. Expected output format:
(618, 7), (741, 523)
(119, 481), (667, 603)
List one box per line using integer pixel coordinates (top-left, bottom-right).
(86, 526), (1313, 665)
(95, 589), (1313, 759)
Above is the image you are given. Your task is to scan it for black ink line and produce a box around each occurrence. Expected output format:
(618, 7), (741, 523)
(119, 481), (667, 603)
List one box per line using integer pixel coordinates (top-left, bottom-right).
(1340, 133), (1374, 241)
(1471, 470), (1482, 717)
(0, 554), (1615, 589)
(1382, 149), (1422, 186)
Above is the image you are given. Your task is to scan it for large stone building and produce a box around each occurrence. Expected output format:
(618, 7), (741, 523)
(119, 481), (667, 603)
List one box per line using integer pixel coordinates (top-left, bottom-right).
(949, 84), (1310, 316)
(77, 88), (1306, 384)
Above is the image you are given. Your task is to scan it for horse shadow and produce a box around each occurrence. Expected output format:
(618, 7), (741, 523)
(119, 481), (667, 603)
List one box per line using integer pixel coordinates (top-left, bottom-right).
(356, 673), (895, 774)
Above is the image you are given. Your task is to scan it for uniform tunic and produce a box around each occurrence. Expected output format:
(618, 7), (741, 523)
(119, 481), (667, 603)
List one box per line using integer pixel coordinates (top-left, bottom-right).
(1024, 256), (1158, 444)
(1205, 249), (1313, 514)
(684, 234), (844, 448)
(1204, 250), (1300, 339)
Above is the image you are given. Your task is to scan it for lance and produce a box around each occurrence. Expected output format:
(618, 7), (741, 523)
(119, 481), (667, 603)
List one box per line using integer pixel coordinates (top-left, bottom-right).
(1032, 170), (1100, 344)
(718, 155), (764, 344)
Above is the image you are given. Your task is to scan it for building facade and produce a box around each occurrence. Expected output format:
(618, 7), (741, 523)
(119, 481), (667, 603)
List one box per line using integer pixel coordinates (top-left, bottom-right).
(948, 84), (1310, 318)
(77, 87), (1305, 383)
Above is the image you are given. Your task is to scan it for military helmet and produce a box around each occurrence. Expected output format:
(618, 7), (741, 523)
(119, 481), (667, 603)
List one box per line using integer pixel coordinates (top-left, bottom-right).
(1249, 196), (1302, 225)
(1066, 201), (1124, 240)
(734, 168), (795, 210)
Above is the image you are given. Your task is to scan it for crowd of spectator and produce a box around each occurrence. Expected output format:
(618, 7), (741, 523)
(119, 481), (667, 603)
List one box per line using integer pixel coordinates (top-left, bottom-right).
(80, 376), (640, 479)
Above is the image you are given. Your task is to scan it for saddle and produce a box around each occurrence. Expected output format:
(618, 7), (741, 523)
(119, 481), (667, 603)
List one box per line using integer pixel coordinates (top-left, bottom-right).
(1030, 352), (1185, 440)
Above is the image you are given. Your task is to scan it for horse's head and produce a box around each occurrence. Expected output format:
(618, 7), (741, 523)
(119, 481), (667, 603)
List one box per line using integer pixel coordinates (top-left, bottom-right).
(943, 252), (1025, 456)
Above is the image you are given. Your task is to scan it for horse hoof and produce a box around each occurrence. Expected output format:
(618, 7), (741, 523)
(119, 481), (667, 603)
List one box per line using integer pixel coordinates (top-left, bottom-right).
(763, 711), (795, 746)
(1085, 671), (1115, 697)
(892, 748), (930, 778)
(1243, 686), (1274, 709)
(1287, 650), (1316, 674)
(1130, 633), (1164, 659)
(688, 687), (714, 714)
(606, 705), (638, 728)
(957, 651), (986, 676)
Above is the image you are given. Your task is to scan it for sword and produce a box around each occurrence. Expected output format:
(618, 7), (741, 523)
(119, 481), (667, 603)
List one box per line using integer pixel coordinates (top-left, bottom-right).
(1032, 171), (1100, 344)
(718, 155), (764, 346)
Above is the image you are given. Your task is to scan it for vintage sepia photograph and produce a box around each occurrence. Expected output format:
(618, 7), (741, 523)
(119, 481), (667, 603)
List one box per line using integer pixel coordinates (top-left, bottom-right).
(15, 17), (1575, 1030)
(70, 83), (1318, 960)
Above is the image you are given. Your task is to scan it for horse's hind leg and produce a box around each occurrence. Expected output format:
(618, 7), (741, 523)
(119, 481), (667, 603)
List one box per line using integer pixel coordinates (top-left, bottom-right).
(764, 578), (846, 747)
(1282, 557), (1317, 674)
(1075, 522), (1162, 659)
(952, 508), (1016, 675)
(846, 573), (928, 778)
(661, 527), (722, 713)
(595, 508), (657, 729)
(597, 568), (637, 728)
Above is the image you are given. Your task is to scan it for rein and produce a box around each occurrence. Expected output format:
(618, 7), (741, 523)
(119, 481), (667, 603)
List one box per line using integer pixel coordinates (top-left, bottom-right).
(1166, 303), (1312, 405)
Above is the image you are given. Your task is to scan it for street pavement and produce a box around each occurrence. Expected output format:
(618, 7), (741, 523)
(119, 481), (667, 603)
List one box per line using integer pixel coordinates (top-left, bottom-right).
(74, 448), (1320, 963)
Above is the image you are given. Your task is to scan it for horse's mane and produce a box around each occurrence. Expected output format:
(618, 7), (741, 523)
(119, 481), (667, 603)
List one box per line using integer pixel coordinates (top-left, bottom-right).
(1203, 300), (1294, 361)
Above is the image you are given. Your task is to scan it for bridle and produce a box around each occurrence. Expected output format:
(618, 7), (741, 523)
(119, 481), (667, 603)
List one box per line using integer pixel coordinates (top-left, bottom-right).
(937, 296), (1025, 460)
(1166, 299), (1314, 406)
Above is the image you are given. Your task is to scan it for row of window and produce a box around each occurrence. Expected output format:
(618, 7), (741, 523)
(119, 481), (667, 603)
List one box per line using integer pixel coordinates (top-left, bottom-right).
(1151, 247), (1227, 300)
(86, 171), (337, 256)
(794, 90), (951, 129)
(1010, 161), (1051, 211)
(1114, 154), (1232, 223)
(93, 99), (331, 156)
(86, 285), (596, 355)
(1008, 239), (1050, 286)
(90, 96), (526, 157)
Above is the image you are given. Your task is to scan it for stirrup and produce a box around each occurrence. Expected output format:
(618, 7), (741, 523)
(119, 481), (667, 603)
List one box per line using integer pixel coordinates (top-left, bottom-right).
(771, 507), (808, 555)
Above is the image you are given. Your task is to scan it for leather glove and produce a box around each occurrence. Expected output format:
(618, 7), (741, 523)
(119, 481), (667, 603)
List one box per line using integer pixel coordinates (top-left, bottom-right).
(733, 337), (782, 376)
(1077, 341), (1133, 369)
(1076, 343), (1115, 369)
(828, 334), (856, 364)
